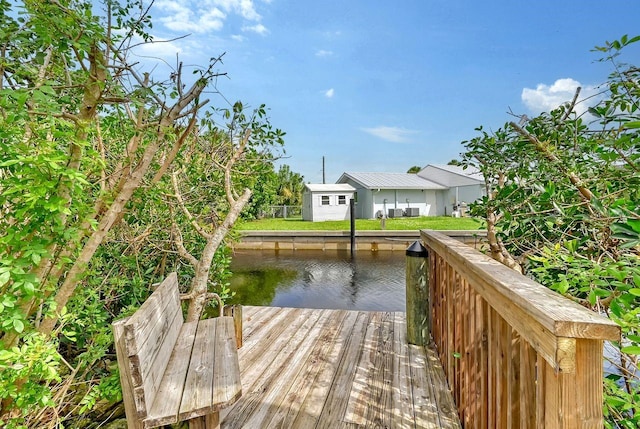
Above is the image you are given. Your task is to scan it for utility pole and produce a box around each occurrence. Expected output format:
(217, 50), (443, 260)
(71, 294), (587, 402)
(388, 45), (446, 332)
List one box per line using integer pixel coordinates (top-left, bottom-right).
(322, 156), (326, 184)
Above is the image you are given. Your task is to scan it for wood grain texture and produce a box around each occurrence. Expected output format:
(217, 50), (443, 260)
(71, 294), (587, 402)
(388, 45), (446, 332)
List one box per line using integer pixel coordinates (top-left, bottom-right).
(223, 305), (243, 349)
(124, 274), (183, 416)
(421, 230), (619, 342)
(220, 306), (462, 429)
(112, 273), (241, 429)
(518, 340), (536, 429)
(406, 254), (429, 345)
(422, 230), (614, 428)
(113, 319), (144, 429)
(145, 322), (197, 427)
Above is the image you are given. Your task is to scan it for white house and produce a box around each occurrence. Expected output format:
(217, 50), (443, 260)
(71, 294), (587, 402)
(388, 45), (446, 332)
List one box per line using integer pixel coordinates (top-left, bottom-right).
(302, 183), (356, 222)
(336, 172), (446, 219)
(303, 164), (485, 221)
(416, 164), (485, 216)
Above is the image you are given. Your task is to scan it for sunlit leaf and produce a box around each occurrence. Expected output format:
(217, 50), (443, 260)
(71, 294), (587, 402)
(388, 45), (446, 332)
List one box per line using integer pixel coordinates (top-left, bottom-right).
(620, 346), (640, 355)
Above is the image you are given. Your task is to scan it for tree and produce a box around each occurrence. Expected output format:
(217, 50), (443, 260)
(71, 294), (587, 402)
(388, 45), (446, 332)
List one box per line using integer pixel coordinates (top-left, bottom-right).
(407, 165), (421, 173)
(275, 164), (305, 206)
(460, 35), (640, 428)
(168, 102), (284, 321)
(0, 1), (283, 426)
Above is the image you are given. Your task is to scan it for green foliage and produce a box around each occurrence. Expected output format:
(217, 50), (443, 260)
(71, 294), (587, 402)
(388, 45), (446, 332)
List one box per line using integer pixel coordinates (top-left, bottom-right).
(0, 333), (62, 429)
(275, 164), (305, 206)
(0, 1), (286, 427)
(229, 267), (298, 306)
(241, 163), (305, 219)
(460, 35), (640, 427)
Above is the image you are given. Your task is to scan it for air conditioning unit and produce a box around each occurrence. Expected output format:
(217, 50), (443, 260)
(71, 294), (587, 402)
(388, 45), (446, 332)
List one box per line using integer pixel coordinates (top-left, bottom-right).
(388, 208), (404, 218)
(404, 207), (419, 217)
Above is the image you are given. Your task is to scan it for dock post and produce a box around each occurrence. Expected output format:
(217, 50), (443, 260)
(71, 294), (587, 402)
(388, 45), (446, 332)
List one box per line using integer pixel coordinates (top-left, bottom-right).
(223, 304), (243, 348)
(406, 241), (429, 345)
(350, 198), (356, 256)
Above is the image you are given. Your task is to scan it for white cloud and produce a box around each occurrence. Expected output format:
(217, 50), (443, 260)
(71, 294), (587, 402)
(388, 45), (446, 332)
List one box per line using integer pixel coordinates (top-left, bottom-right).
(213, 0), (261, 21)
(156, 1), (226, 33)
(324, 30), (342, 38)
(154, 0), (268, 35)
(521, 78), (600, 116)
(361, 126), (420, 143)
(135, 37), (184, 58)
(231, 34), (246, 42)
(242, 23), (268, 35)
(324, 88), (334, 98)
(316, 49), (333, 57)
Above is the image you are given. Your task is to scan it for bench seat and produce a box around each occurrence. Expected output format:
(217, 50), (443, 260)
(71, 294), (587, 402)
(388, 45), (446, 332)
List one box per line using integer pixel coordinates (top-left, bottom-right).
(113, 273), (242, 429)
(144, 317), (241, 427)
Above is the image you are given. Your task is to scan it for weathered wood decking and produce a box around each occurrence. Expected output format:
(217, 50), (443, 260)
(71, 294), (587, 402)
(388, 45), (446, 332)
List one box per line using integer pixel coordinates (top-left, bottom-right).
(220, 306), (461, 428)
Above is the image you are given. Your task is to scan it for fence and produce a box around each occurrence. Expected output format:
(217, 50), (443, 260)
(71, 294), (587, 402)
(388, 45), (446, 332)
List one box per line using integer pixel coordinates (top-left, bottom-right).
(411, 230), (620, 428)
(264, 205), (302, 219)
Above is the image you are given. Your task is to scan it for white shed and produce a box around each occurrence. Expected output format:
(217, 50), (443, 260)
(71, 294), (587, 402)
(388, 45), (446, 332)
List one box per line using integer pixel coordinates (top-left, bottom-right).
(302, 183), (356, 222)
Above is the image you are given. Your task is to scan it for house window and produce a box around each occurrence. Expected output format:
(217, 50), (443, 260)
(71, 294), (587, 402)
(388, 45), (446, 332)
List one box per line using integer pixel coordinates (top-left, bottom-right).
(338, 195), (346, 205)
(321, 195), (330, 205)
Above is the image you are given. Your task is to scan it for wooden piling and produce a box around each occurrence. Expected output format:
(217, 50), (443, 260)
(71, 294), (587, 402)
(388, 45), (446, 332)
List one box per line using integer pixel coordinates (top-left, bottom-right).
(223, 304), (243, 348)
(406, 241), (429, 345)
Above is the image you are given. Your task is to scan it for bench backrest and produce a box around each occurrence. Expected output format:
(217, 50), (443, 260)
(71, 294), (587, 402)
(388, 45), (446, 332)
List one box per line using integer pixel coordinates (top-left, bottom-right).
(113, 272), (183, 419)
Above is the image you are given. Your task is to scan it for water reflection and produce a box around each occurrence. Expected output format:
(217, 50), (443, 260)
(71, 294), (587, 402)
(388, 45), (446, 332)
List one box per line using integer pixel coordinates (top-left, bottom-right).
(229, 250), (406, 311)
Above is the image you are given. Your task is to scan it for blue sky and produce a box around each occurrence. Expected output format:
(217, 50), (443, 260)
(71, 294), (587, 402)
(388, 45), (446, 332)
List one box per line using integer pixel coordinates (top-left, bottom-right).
(121, 0), (640, 183)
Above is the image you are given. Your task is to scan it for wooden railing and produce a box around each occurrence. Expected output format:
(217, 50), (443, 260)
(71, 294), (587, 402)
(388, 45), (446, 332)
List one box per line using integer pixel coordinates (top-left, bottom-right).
(418, 230), (620, 428)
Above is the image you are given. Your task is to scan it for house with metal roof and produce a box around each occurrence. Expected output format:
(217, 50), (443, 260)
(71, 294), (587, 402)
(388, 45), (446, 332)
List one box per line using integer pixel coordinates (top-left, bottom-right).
(416, 164), (485, 216)
(302, 165), (485, 221)
(331, 165), (484, 219)
(302, 183), (356, 222)
(336, 172), (447, 219)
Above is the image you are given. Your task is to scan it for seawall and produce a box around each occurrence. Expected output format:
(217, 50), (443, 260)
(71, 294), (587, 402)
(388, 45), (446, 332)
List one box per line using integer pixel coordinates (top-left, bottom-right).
(234, 230), (486, 251)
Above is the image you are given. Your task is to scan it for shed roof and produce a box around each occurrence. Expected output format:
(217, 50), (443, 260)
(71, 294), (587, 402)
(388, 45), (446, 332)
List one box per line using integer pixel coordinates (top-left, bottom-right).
(304, 183), (356, 192)
(417, 164), (484, 187)
(337, 172), (447, 190)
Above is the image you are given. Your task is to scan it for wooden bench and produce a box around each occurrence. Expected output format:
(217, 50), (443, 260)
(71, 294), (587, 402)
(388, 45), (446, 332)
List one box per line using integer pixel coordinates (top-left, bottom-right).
(112, 272), (242, 429)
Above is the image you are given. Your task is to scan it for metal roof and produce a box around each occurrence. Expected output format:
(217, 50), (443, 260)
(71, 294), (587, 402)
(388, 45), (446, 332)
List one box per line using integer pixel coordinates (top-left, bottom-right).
(304, 183), (356, 192)
(337, 172), (447, 190)
(417, 164), (484, 187)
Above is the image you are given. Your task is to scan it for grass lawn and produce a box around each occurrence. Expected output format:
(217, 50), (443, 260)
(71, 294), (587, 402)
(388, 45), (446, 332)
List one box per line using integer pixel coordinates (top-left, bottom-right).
(237, 216), (483, 231)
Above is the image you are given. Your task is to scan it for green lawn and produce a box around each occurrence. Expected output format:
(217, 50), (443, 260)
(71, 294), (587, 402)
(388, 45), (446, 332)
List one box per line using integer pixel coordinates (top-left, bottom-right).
(237, 216), (483, 231)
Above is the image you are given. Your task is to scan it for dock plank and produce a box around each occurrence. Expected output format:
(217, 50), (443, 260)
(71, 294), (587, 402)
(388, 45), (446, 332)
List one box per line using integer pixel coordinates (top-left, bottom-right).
(221, 306), (461, 429)
(260, 310), (348, 428)
(290, 310), (360, 428)
(390, 312), (416, 429)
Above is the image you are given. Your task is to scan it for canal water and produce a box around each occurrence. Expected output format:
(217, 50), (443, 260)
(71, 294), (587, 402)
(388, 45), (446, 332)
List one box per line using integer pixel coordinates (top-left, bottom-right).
(228, 250), (406, 311)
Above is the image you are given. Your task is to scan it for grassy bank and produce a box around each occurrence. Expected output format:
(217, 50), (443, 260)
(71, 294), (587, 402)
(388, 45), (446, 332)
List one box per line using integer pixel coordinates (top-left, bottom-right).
(237, 216), (482, 231)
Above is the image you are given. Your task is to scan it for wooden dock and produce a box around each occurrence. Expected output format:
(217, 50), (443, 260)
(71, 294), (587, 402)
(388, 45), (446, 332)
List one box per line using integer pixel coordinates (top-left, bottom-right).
(220, 306), (461, 428)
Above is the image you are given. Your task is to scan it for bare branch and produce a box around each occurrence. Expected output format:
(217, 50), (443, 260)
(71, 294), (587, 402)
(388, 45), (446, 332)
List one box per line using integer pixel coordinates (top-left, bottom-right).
(171, 220), (198, 267)
(151, 109), (198, 184)
(171, 171), (212, 239)
(561, 86), (581, 121)
(223, 129), (250, 205)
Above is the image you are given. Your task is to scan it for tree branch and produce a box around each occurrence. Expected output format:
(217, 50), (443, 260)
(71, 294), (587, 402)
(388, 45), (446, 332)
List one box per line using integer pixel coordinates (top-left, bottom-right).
(509, 121), (595, 202)
(171, 220), (199, 267)
(171, 171), (212, 239)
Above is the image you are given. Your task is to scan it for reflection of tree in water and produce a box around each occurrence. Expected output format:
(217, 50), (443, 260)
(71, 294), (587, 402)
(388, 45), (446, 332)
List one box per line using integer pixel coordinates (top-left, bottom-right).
(300, 258), (359, 305)
(301, 265), (315, 285)
(229, 250), (406, 311)
(228, 268), (297, 306)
